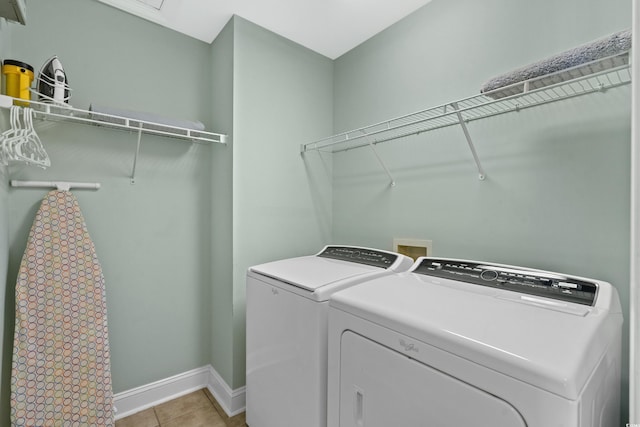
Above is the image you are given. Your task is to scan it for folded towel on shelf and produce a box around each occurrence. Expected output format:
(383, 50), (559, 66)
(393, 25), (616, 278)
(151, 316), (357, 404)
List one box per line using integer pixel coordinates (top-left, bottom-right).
(89, 104), (205, 133)
(480, 29), (631, 99)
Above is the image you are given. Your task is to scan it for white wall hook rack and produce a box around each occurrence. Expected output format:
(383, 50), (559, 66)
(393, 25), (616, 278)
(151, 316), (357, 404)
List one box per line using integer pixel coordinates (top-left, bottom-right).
(368, 141), (396, 187)
(301, 52), (631, 184)
(451, 102), (486, 181)
(11, 180), (101, 191)
(131, 123), (143, 184)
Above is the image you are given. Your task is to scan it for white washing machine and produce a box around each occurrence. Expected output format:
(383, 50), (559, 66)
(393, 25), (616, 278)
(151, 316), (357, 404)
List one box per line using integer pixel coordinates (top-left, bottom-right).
(246, 245), (413, 427)
(327, 257), (623, 427)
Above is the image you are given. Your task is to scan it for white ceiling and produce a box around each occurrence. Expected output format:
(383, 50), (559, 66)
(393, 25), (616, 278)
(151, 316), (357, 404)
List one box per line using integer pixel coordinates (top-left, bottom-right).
(96, 0), (434, 59)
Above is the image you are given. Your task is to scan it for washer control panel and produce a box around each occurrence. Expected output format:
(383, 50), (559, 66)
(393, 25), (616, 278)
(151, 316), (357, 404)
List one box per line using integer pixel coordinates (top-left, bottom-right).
(414, 258), (598, 306)
(318, 246), (398, 269)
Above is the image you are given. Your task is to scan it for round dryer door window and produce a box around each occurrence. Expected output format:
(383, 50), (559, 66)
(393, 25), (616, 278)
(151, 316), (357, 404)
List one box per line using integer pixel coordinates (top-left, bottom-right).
(339, 331), (526, 427)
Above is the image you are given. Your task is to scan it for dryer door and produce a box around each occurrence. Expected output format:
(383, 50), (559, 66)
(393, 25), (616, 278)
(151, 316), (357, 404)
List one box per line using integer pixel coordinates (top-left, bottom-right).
(339, 331), (526, 427)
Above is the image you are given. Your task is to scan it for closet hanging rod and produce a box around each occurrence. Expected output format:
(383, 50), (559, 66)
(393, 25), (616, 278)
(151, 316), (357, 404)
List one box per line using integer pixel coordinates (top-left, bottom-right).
(10, 180), (101, 191)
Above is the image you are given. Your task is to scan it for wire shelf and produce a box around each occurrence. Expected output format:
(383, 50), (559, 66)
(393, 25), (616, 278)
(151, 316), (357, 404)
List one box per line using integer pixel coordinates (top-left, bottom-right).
(301, 52), (631, 154)
(0, 95), (227, 144)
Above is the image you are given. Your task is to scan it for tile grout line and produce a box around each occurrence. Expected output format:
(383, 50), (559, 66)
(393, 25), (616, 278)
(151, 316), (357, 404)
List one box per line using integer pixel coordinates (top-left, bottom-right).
(152, 406), (161, 427)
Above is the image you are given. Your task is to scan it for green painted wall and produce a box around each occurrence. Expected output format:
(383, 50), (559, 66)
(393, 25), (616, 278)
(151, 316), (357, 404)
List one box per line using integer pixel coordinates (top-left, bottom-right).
(0, 157), (8, 420)
(1, 1), (215, 421)
(2, 0), (630, 421)
(0, 176), (8, 421)
(0, 0), (334, 412)
(231, 17), (333, 388)
(0, 17), (12, 423)
(209, 18), (235, 387)
(209, 15), (336, 390)
(0, 164), (8, 422)
(332, 0), (631, 420)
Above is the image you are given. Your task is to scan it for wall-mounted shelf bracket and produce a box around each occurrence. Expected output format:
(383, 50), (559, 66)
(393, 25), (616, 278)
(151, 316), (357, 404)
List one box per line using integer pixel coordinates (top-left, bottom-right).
(131, 124), (143, 184)
(358, 126), (396, 187)
(451, 102), (486, 181)
(368, 141), (395, 187)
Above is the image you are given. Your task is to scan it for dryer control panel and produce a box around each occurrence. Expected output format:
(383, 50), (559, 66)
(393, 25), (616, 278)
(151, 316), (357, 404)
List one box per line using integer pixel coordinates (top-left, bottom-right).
(318, 246), (398, 269)
(414, 258), (598, 306)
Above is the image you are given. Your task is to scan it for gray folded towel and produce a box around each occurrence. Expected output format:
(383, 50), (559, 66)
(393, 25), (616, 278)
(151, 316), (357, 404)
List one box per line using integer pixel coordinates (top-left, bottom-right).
(481, 29), (631, 99)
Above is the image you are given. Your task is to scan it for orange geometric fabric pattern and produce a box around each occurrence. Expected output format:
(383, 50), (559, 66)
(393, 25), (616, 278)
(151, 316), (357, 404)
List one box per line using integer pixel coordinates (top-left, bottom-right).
(11, 190), (114, 426)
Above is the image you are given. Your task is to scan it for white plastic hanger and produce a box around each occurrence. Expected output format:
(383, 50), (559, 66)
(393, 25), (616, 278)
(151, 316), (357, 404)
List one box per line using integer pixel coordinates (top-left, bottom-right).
(0, 106), (50, 168)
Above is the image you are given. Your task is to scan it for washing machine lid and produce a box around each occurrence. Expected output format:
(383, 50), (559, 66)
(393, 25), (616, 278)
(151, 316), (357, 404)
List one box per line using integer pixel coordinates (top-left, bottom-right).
(249, 246), (408, 292)
(329, 258), (623, 399)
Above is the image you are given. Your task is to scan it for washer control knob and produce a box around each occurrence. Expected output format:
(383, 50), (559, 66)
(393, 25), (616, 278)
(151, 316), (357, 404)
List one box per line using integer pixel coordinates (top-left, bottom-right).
(480, 270), (498, 281)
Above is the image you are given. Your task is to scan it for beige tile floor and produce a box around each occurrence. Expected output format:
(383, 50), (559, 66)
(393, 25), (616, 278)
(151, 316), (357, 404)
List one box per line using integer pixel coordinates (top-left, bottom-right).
(115, 389), (247, 427)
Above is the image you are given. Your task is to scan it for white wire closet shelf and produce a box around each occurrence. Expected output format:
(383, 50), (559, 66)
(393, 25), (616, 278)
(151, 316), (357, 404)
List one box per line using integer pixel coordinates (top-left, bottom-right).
(0, 94), (227, 144)
(301, 52), (631, 157)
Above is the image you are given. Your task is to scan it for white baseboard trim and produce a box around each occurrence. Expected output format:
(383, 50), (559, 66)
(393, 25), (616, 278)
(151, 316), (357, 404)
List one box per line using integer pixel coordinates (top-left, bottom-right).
(113, 365), (246, 420)
(206, 366), (247, 417)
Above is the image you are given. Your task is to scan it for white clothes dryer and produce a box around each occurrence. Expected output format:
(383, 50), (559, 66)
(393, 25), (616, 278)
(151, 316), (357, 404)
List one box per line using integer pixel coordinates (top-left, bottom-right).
(246, 245), (413, 427)
(327, 257), (623, 427)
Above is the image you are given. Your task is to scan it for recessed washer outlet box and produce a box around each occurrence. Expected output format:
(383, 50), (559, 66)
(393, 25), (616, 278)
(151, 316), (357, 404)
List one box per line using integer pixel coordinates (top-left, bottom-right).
(393, 238), (433, 261)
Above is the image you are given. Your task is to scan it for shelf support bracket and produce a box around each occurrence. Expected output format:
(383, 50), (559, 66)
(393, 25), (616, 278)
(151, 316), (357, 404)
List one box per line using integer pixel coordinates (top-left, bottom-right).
(131, 124), (143, 184)
(368, 142), (396, 187)
(451, 102), (486, 180)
